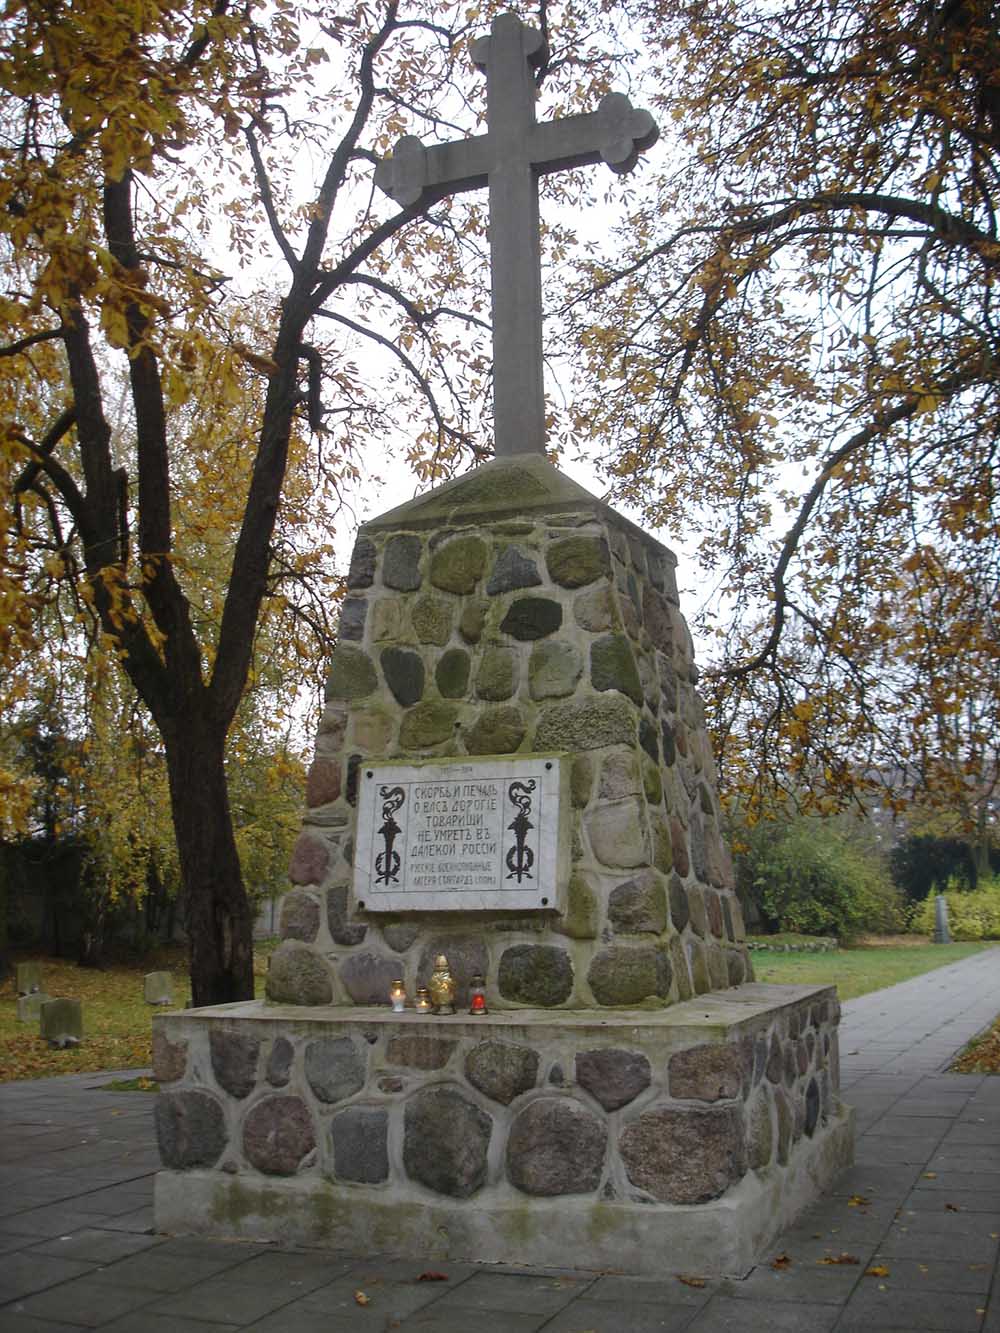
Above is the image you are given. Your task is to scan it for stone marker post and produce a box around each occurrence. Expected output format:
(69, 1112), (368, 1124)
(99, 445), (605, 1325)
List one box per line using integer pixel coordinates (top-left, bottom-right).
(152, 13), (853, 1276)
(15, 961), (42, 995)
(144, 972), (174, 1006)
(40, 998), (83, 1048)
(933, 894), (951, 944)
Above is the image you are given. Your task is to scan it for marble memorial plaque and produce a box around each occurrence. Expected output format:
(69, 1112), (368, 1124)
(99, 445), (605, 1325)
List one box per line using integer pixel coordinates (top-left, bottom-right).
(354, 755), (566, 911)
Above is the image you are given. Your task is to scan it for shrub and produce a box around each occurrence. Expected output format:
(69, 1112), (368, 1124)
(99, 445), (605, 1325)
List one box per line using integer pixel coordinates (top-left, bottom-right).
(912, 876), (1000, 940)
(735, 814), (907, 939)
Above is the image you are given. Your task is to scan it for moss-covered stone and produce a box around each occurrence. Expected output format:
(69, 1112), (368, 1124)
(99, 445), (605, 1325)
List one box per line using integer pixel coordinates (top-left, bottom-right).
(380, 647), (425, 707)
(670, 935), (693, 1001)
(500, 597), (562, 641)
(306, 756), (341, 808)
(546, 535), (610, 588)
(411, 594), (454, 645)
(591, 634), (643, 705)
(383, 533), (423, 591)
(435, 648), (471, 698)
(476, 646), (518, 701)
(586, 797), (648, 869)
(498, 944), (574, 1006)
(639, 715), (660, 763)
(671, 818), (690, 877)
(608, 870), (667, 935)
(669, 875), (690, 933)
(570, 754), (593, 808)
(554, 870), (599, 940)
(574, 585), (616, 632)
(382, 922), (420, 953)
(486, 546), (541, 594)
(619, 1104), (746, 1204)
(650, 814), (674, 875)
(399, 701), (458, 749)
(459, 598), (487, 643)
(280, 890), (320, 943)
(528, 640), (582, 700)
(660, 718), (677, 766)
(403, 1087), (491, 1198)
(347, 536), (375, 589)
(338, 597), (367, 641)
(351, 709), (393, 754)
(429, 536), (488, 594)
(688, 941), (711, 995)
(465, 1040), (539, 1105)
(576, 1048), (651, 1111)
(588, 945), (671, 1006)
(507, 1098), (607, 1196)
(266, 942), (333, 1005)
(371, 598), (403, 641)
(324, 644), (377, 701)
(534, 696), (636, 752)
(464, 706), (526, 755)
(642, 760), (663, 805)
(288, 832), (330, 886)
(326, 884), (367, 946)
(598, 751), (640, 800)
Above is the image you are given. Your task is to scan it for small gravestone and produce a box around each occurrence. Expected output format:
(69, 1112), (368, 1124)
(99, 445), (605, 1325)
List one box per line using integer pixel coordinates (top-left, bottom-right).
(16, 961), (42, 995)
(144, 972), (174, 1006)
(16, 992), (51, 1023)
(40, 997), (83, 1048)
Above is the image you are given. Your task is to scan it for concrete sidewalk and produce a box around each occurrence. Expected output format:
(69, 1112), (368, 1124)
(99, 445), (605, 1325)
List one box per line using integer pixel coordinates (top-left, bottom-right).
(1, 948), (998, 1332)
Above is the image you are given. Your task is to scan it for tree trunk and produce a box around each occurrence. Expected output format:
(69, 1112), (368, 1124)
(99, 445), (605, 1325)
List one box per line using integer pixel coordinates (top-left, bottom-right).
(165, 715), (254, 1006)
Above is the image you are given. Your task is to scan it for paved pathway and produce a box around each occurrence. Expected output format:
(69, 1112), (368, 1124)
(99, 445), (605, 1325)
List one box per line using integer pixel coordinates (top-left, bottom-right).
(1, 948), (998, 1331)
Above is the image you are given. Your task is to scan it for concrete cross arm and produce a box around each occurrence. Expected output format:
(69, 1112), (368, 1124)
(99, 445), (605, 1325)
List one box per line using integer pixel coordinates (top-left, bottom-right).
(374, 94), (659, 209)
(373, 134), (490, 209)
(531, 94), (660, 178)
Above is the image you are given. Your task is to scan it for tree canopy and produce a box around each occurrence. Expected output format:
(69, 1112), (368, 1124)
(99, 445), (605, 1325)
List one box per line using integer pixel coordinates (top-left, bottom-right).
(569, 0), (999, 844)
(0, 0), (633, 999)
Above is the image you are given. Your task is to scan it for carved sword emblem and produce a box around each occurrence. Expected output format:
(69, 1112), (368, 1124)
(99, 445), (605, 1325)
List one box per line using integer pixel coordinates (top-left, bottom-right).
(505, 779), (536, 882)
(375, 785), (406, 885)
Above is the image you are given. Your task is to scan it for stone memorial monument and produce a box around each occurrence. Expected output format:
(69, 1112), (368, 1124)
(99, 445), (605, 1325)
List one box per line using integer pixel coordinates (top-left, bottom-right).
(144, 972), (174, 1006)
(40, 997), (83, 1049)
(153, 13), (852, 1276)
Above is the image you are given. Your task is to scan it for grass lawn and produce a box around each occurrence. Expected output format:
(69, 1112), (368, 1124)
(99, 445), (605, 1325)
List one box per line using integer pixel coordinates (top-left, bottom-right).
(751, 939), (996, 1001)
(0, 944), (274, 1083)
(1, 938), (996, 1082)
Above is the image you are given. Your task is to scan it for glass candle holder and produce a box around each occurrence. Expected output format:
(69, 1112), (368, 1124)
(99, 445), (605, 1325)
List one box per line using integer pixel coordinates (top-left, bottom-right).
(414, 988), (433, 1014)
(389, 979), (407, 1013)
(468, 974), (488, 1015)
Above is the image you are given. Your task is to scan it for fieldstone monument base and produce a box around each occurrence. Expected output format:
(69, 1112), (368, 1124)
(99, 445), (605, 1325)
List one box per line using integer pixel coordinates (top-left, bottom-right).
(152, 983), (853, 1276)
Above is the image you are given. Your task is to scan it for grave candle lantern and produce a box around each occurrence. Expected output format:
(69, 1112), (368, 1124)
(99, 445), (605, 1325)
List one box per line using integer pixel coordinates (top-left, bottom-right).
(468, 975), (488, 1015)
(389, 979), (407, 1013)
(415, 988), (433, 1014)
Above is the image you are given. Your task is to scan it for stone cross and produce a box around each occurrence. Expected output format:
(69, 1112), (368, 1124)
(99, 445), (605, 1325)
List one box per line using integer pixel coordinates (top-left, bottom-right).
(375, 12), (658, 457)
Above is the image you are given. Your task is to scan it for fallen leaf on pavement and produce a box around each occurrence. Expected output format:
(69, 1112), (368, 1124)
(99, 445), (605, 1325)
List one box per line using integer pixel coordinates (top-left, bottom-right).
(848, 1194), (871, 1209)
(865, 1265), (890, 1278)
(354, 1290), (370, 1306)
(677, 1275), (707, 1287)
(945, 1203), (960, 1212)
(416, 1272), (449, 1282)
(819, 1254), (859, 1265)
(923, 1172), (937, 1179)
(770, 1254), (792, 1270)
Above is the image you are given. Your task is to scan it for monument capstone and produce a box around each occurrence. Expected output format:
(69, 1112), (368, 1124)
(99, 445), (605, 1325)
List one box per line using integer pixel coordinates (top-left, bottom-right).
(153, 13), (853, 1275)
